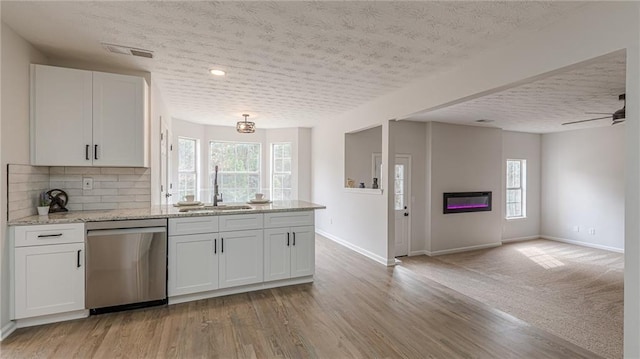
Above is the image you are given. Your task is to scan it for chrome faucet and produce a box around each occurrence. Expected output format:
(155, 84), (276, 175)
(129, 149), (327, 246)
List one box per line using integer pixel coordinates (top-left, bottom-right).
(213, 165), (223, 206)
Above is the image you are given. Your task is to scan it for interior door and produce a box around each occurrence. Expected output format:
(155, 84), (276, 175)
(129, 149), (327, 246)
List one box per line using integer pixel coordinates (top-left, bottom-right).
(394, 156), (411, 257)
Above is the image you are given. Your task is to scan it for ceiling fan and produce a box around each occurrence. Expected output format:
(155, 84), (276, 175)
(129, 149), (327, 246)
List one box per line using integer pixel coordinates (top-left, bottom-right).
(561, 94), (626, 126)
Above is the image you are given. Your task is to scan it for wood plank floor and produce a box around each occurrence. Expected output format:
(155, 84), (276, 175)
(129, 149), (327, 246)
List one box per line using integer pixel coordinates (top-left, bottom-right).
(0, 235), (602, 358)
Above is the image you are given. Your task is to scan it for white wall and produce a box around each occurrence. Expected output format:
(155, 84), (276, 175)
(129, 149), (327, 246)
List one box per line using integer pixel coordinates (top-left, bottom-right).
(428, 122), (503, 254)
(393, 121), (427, 254)
(171, 119), (311, 203)
(502, 131), (541, 241)
(345, 126), (382, 188)
(0, 21), (48, 339)
(541, 125), (625, 251)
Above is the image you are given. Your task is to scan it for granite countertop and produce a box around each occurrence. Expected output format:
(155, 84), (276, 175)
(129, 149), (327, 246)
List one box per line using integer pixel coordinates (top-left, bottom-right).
(8, 200), (326, 226)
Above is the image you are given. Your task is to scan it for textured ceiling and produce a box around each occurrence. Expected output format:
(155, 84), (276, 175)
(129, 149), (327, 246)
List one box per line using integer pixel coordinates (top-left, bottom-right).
(407, 51), (626, 133)
(2, 1), (588, 129)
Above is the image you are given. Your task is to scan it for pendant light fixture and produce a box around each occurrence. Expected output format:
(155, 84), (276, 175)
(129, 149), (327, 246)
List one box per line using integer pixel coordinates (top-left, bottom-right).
(236, 114), (255, 133)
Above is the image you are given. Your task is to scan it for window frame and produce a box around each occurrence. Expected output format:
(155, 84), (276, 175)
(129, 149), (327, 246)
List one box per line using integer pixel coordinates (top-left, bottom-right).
(177, 136), (199, 201)
(270, 142), (293, 201)
(208, 140), (262, 203)
(506, 158), (527, 219)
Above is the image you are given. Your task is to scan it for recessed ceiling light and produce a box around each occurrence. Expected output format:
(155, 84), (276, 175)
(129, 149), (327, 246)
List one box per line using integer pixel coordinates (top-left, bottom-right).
(209, 69), (226, 76)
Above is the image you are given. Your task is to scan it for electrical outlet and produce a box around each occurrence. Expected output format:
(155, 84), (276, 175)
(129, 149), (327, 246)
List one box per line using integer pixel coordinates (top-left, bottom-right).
(588, 228), (596, 235)
(573, 226), (580, 232)
(82, 177), (93, 190)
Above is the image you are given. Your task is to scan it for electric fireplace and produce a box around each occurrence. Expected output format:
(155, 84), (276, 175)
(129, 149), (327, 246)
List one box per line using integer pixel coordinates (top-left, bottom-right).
(443, 192), (492, 214)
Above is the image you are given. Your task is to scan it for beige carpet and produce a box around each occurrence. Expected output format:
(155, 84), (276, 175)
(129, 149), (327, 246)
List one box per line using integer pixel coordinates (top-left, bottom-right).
(400, 239), (623, 359)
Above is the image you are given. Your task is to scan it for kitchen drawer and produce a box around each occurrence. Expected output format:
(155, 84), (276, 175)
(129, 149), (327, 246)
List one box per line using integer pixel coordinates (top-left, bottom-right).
(13, 223), (84, 247)
(169, 216), (219, 236)
(219, 213), (263, 232)
(264, 211), (314, 229)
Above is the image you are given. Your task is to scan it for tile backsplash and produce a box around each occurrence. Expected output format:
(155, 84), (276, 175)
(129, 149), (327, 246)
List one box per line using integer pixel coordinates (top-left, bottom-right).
(8, 164), (151, 220)
(8, 165), (51, 221)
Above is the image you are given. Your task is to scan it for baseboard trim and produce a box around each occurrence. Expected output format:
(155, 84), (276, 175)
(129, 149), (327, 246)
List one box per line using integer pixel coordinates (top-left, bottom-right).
(15, 310), (89, 329)
(502, 235), (540, 243)
(409, 250), (429, 256)
(540, 235), (624, 253)
(169, 276), (314, 305)
(0, 321), (17, 341)
(315, 229), (394, 266)
(428, 242), (502, 256)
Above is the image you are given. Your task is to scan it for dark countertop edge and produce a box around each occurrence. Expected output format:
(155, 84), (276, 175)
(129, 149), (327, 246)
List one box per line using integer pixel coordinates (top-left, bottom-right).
(8, 204), (327, 226)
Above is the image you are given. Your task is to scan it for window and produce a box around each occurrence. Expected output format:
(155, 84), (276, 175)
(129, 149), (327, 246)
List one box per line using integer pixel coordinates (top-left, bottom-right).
(271, 143), (292, 200)
(210, 141), (261, 202)
(506, 159), (526, 218)
(394, 164), (405, 210)
(178, 137), (198, 201)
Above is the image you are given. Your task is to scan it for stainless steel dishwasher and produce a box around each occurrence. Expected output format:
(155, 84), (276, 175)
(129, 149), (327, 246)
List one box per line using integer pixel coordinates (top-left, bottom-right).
(85, 219), (167, 314)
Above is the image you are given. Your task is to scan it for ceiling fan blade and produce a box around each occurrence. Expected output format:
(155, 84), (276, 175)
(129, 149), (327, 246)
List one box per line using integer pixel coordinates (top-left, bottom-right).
(562, 116), (611, 125)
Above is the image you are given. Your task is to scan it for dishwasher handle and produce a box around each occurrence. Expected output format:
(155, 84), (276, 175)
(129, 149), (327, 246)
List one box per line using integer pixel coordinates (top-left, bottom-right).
(87, 226), (166, 237)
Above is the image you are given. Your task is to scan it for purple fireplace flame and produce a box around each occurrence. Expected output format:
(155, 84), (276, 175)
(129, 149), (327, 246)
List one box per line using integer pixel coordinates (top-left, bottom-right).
(444, 192), (492, 214)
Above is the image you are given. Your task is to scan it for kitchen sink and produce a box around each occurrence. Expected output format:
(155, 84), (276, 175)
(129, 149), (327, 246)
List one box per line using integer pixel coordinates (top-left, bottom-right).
(179, 205), (253, 213)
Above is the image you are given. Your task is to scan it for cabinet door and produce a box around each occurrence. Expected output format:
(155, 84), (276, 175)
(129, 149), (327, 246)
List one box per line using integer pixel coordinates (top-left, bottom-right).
(219, 230), (263, 288)
(263, 228), (291, 282)
(168, 234), (218, 296)
(290, 226), (315, 278)
(14, 243), (85, 319)
(31, 65), (93, 166)
(93, 72), (148, 167)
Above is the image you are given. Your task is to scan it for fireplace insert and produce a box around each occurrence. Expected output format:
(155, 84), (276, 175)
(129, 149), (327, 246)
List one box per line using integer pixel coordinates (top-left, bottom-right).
(443, 192), (492, 214)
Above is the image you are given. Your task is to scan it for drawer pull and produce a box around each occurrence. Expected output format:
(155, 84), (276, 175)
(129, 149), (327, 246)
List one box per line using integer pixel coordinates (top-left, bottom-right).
(293, 232), (296, 246)
(287, 232), (290, 246)
(77, 249), (82, 268)
(37, 233), (63, 238)
(221, 238), (224, 253)
(214, 238), (217, 254)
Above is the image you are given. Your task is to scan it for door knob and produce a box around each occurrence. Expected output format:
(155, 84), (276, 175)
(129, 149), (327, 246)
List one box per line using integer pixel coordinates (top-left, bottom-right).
(404, 213), (409, 217)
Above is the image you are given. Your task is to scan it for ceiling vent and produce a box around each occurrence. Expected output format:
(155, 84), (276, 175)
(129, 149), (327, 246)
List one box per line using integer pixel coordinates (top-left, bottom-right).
(101, 43), (153, 59)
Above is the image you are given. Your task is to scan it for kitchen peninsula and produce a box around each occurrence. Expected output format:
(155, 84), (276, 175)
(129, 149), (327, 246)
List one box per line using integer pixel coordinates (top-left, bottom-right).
(8, 201), (325, 329)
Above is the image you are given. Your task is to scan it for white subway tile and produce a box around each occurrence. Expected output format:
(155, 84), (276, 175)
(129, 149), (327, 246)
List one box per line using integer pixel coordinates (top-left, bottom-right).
(134, 181), (151, 188)
(91, 175), (119, 182)
(82, 188), (118, 196)
(101, 168), (135, 175)
(49, 167), (65, 175)
(83, 203), (118, 210)
(101, 195), (132, 203)
(134, 168), (151, 175)
(118, 174), (150, 182)
(101, 181), (134, 189)
(70, 196), (102, 204)
(135, 195), (151, 202)
(118, 188), (151, 195)
(65, 167), (101, 175)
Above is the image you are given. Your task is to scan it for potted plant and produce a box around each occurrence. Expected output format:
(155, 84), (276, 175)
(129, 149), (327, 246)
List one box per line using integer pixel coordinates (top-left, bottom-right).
(37, 192), (50, 216)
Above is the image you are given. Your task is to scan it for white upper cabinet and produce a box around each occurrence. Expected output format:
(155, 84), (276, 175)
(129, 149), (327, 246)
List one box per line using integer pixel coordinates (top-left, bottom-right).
(30, 64), (149, 167)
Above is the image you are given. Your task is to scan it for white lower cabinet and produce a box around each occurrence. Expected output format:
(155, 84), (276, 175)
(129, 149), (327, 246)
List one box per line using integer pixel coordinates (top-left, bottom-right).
(264, 225), (315, 282)
(219, 229), (264, 288)
(12, 223), (85, 320)
(168, 233), (219, 296)
(168, 211), (314, 302)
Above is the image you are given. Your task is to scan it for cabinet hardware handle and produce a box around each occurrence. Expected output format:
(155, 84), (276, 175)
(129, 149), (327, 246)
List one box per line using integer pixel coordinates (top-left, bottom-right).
(293, 232), (296, 246)
(37, 233), (62, 238)
(94, 145), (99, 160)
(214, 238), (217, 254)
(221, 238), (224, 253)
(287, 232), (290, 246)
(77, 249), (81, 268)
(85, 145), (90, 160)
